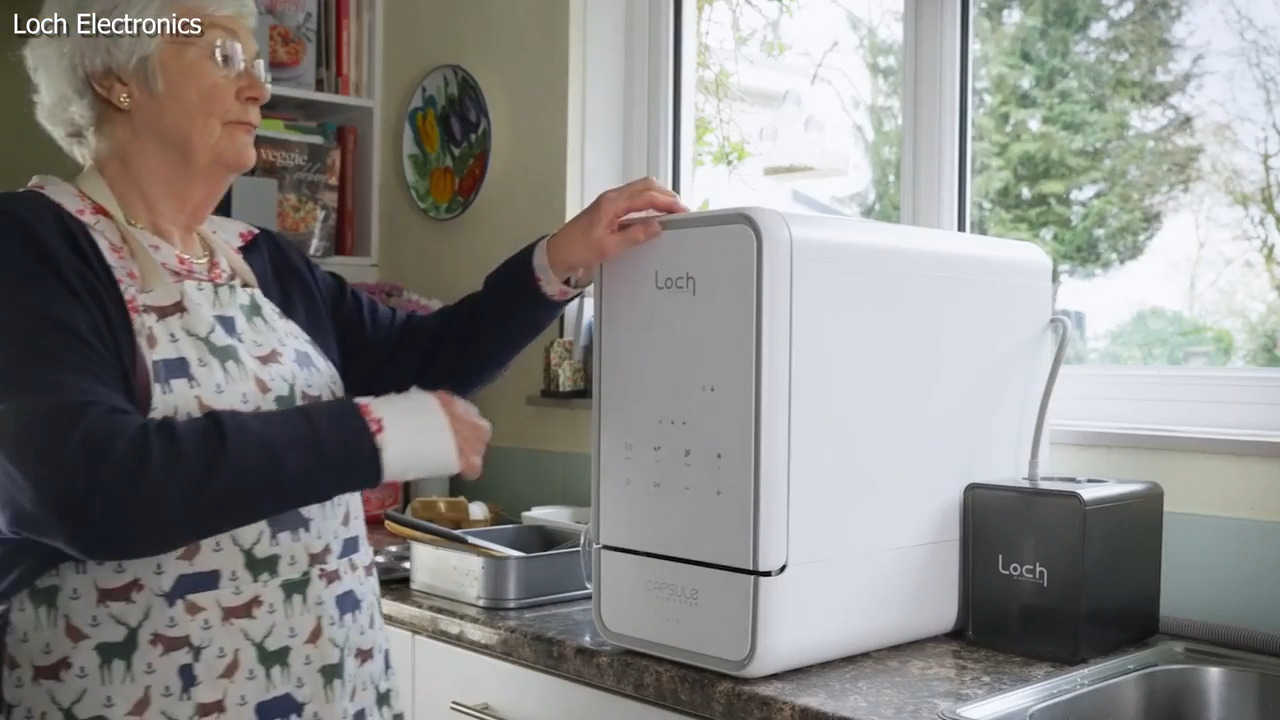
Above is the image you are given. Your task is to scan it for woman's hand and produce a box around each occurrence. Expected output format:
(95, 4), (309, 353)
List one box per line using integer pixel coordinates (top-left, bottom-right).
(434, 391), (492, 480)
(544, 177), (688, 281)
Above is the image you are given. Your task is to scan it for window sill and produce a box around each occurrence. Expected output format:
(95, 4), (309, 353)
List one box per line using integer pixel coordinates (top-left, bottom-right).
(526, 394), (592, 411)
(524, 396), (1280, 456)
(1049, 422), (1280, 458)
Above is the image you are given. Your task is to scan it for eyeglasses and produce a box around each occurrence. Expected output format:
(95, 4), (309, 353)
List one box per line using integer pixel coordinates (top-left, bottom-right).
(212, 37), (271, 89)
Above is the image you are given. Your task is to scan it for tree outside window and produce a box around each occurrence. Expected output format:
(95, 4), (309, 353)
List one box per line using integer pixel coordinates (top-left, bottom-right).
(682, 0), (1280, 369)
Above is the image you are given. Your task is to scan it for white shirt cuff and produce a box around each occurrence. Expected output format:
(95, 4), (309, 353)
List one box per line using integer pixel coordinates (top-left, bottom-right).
(532, 235), (591, 301)
(355, 390), (460, 483)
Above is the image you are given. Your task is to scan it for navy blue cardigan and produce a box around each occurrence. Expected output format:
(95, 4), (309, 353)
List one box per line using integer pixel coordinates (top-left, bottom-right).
(0, 189), (567, 601)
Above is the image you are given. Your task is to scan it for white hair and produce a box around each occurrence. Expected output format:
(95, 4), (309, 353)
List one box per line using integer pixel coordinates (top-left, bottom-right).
(21, 0), (258, 166)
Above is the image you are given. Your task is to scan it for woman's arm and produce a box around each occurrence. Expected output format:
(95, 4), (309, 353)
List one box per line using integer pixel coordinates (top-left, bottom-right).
(311, 237), (575, 399)
(294, 177), (685, 401)
(0, 197), (454, 562)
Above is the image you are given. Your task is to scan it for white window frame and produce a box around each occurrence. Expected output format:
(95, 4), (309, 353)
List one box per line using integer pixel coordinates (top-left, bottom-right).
(571, 0), (677, 211)
(561, 0), (678, 342)
(574, 0), (1280, 456)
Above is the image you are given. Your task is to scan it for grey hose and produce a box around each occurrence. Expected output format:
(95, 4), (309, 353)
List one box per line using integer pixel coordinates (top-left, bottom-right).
(1027, 314), (1073, 483)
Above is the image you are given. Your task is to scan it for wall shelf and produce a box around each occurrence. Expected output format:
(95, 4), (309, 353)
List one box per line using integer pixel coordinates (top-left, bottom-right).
(259, 0), (384, 284)
(270, 85), (377, 112)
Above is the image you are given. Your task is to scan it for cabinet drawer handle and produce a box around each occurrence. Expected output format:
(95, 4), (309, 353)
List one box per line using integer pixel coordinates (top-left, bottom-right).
(449, 701), (508, 719)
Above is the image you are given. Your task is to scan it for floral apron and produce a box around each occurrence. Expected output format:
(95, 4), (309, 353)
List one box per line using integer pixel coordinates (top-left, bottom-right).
(2, 172), (403, 720)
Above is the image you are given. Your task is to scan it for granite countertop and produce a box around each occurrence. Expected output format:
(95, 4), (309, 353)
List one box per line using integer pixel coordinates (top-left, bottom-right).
(378, 585), (1078, 720)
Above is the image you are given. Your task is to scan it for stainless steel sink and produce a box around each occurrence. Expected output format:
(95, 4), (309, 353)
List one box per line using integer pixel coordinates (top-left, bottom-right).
(941, 641), (1280, 720)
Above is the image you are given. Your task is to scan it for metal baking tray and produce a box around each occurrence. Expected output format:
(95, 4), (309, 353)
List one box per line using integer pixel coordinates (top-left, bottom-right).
(374, 543), (411, 583)
(408, 524), (591, 609)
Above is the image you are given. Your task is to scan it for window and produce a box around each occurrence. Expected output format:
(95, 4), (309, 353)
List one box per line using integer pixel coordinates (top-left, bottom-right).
(969, 0), (1280, 372)
(966, 0), (1280, 440)
(565, 0), (915, 346)
(679, 0), (905, 223)
(574, 0), (1280, 445)
(559, 0), (668, 354)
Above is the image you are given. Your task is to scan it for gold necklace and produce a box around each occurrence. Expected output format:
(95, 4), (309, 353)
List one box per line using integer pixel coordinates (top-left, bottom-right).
(122, 213), (212, 265)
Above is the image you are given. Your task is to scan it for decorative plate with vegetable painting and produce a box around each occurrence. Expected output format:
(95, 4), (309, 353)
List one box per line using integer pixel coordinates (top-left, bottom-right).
(402, 64), (491, 220)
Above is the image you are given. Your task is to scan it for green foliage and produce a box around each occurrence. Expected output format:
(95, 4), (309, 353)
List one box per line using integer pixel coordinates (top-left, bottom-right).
(1094, 307), (1234, 366)
(693, 0), (1233, 365)
(1239, 303), (1280, 367)
(693, 0), (797, 170)
(698, 0), (1202, 289)
(1213, 8), (1280, 302)
(840, 13), (903, 223)
(969, 0), (1203, 288)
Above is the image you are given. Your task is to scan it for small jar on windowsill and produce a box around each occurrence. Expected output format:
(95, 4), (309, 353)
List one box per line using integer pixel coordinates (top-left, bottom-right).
(541, 338), (591, 399)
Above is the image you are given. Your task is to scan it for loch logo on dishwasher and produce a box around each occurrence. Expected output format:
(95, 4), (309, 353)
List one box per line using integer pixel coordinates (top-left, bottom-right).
(654, 271), (696, 297)
(998, 554), (1048, 588)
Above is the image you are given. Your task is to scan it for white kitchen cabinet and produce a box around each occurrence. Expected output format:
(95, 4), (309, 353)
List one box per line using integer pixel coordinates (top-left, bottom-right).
(413, 634), (695, 720)
(387, 625), (416, 717)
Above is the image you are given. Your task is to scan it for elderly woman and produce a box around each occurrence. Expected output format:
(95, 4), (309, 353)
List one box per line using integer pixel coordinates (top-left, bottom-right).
(0, 0), (684, 716)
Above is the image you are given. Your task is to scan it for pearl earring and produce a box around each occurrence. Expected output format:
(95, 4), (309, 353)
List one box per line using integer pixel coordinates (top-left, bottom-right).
(118, 92), (131, 109)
